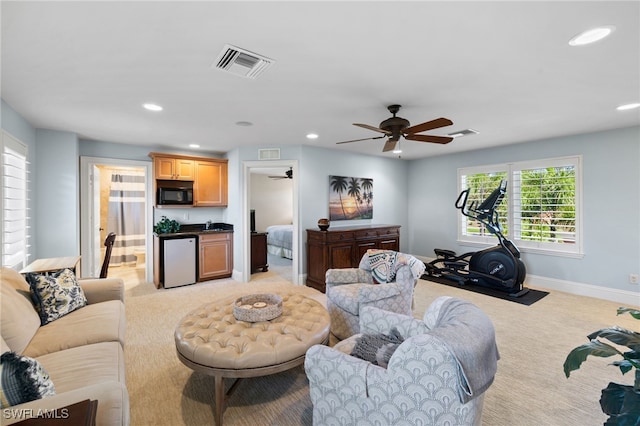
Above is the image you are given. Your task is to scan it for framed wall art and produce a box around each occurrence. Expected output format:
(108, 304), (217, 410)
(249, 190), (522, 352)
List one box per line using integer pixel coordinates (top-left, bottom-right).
(329, 175), (373, 221)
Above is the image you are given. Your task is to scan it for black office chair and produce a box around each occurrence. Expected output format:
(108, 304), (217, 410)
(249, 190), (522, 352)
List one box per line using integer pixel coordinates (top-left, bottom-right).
(100, 232), (116, 278)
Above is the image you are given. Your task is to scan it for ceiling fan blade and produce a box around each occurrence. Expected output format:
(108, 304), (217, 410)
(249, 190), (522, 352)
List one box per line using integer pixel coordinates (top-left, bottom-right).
(382, 139), (398, 152)
(403, 117), (453, 135)
(353, 123), (391, 135)
(336, 135), (386, 145)
(405, 134), (454, 144)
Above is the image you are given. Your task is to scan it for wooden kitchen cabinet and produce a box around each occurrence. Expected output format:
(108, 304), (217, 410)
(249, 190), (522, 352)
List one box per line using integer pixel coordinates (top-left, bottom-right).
(306, 224), (400, 292)
(194, 160), (228, 207)
(153, 156), (194, 181)
(198, 232), (233, 281)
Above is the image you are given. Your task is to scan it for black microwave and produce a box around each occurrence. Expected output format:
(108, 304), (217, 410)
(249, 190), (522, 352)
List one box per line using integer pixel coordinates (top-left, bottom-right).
(157, 180), (193, 205)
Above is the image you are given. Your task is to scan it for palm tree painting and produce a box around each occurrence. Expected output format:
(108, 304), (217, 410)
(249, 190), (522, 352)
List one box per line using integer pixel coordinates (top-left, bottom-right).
(329, 175), (373, 220)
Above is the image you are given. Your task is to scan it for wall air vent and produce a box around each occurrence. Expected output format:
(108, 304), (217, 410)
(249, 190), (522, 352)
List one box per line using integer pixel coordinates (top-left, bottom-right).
(213, 44), (274, 79)
(259, 148), (281, 160)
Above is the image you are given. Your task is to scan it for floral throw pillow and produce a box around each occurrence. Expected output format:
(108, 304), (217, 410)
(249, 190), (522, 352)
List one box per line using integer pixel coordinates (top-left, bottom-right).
(0, 352), (55, 408)
(25, 268), (87, 325)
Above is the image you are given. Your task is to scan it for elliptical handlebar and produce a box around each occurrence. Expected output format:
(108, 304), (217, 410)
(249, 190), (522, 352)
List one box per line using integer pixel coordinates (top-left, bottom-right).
(455, 179), (507, 236)
(455, 188), (471, 215)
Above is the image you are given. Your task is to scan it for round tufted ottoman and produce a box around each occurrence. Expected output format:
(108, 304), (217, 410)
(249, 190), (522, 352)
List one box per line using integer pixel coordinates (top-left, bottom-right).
(175, 292), (329, 425)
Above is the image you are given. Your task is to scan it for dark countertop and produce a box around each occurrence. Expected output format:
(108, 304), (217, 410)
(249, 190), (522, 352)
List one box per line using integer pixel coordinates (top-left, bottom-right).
(154, 222), (233, 238)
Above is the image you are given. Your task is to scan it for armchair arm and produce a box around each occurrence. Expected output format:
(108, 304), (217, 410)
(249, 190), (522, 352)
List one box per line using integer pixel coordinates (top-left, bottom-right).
(79, 278), (124, 304)
(359, 306), (431, 337)
(325, 268), (371, 288)
(304, 344), (389, 398)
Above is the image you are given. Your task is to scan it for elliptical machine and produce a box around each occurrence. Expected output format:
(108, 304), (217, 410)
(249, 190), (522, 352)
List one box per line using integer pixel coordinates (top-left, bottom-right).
(424, 179), (528, 297)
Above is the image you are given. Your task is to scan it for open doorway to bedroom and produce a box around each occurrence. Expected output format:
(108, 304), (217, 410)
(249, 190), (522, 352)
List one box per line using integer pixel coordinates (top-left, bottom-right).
(249, 167), (293, 281)
(243, 160), (298, 284)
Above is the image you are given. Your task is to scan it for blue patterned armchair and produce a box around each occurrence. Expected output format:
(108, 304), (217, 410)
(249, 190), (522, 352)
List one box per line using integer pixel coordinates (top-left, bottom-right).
(325, 250), (425, 340)
(305, 297), (499, 426)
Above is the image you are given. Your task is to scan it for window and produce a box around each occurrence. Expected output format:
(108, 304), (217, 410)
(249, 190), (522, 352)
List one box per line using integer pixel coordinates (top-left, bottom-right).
(458, 156), (582, 257)
(1, 131), (29, 269)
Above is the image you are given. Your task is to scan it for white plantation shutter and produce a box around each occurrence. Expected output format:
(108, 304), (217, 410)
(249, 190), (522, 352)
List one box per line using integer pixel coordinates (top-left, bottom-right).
(458, 156), (582, 257)
(2, 131), (29, 269)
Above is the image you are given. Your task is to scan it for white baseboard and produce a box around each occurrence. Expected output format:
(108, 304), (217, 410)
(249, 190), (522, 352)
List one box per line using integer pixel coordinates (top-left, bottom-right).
(526, 274), (639, 305)
(414, 255), (638, 305)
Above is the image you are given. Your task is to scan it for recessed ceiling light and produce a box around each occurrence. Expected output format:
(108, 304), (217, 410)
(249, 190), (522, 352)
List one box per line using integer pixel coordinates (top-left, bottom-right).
(143, 103), (163, 112)
(306, 133), (319, 140)
(236, 121), (253, 127)
(616, 102), (640, 111)
(568, 26), (615, 46)
(189, 143), (200, 149)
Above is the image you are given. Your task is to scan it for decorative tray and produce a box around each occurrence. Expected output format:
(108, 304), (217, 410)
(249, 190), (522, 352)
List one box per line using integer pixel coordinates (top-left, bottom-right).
(233, 293), (283, 322)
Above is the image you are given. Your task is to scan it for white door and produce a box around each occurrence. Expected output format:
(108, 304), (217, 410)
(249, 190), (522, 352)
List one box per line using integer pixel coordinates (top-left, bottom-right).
(90, 165), (102, 275)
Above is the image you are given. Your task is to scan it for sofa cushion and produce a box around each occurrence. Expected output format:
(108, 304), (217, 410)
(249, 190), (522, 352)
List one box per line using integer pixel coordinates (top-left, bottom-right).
(0, 352), (55, 408)
(1, 268), (41, 354)
(36, 342), (125, 393)
(25, 268), (87, 325)
(22, 300), (125, 358)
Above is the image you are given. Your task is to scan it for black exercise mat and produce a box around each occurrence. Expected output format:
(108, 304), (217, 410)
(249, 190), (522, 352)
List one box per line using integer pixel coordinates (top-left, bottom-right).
(421, 275), (549, 306)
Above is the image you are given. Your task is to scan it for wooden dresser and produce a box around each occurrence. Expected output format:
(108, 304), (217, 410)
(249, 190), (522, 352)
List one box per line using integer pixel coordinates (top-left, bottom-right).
(306, 224), (400, 292)
(251, 232), (269, 273)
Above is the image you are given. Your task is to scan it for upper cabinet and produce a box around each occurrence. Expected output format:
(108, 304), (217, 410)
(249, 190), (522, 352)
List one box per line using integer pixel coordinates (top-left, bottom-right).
(194, 160), (228, 207)
(149, 152), (228, 207)
(154, 156), (195, 181)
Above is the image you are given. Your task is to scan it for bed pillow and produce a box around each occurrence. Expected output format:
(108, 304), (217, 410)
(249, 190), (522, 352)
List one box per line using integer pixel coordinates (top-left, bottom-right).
(0, 352), (55, 408)
(25, 268), (87, 325)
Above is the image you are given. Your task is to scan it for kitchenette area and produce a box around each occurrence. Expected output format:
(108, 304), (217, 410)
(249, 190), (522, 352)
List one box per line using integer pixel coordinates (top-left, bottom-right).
(153, 221), (233, 289)
(150, 152), (232, 289)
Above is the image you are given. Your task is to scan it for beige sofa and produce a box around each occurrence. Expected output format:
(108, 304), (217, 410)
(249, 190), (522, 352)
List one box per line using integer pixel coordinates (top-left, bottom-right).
(1, 267), (129, 425)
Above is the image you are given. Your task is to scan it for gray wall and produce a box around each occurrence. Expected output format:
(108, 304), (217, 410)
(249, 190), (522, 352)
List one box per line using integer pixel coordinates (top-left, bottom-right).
(407, 126), (640, 292)
(34, 129), (79, 257)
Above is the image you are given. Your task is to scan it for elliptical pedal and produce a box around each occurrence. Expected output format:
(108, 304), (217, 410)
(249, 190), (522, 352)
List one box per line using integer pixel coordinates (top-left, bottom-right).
(434, 248), (457, 259)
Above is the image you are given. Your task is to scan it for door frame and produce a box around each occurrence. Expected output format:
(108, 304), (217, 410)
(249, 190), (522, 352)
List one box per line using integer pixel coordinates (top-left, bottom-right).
(242, 160), (299, 284)
(79, 156), (153, 280)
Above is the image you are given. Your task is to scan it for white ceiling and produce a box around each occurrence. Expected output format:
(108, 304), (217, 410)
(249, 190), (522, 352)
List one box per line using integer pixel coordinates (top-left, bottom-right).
(2, 1), (639, 160)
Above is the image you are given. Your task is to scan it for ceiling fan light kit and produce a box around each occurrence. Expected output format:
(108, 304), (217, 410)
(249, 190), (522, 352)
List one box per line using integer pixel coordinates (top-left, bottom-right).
(337, 104), (455, 152)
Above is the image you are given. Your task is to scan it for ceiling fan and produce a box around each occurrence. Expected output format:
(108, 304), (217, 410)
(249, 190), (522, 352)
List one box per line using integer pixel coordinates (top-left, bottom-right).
(269, 167), (293, 180)
(337, 104), (454, 152)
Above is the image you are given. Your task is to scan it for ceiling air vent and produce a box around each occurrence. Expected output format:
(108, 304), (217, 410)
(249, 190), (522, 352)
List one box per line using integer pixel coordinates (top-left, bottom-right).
(259, 148), (280, 160)
(448, 128), (479, 138)
(214, 44), (274, 79)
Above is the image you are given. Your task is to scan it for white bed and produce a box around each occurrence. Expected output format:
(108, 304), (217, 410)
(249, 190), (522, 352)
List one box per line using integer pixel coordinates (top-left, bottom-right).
(266, 224), (293, 259)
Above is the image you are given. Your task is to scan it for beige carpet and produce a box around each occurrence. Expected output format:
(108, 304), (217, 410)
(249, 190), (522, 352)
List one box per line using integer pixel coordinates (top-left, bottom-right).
(120, 266), (638, 425)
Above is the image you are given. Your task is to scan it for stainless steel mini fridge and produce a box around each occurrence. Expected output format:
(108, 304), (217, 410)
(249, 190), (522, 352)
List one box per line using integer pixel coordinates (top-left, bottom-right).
(163, 236), (196, 288)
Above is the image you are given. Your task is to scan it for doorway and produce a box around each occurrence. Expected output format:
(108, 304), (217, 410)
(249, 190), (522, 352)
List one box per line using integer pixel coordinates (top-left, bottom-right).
(243, 160), (298, 284)
(79, 157), (153, 282)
